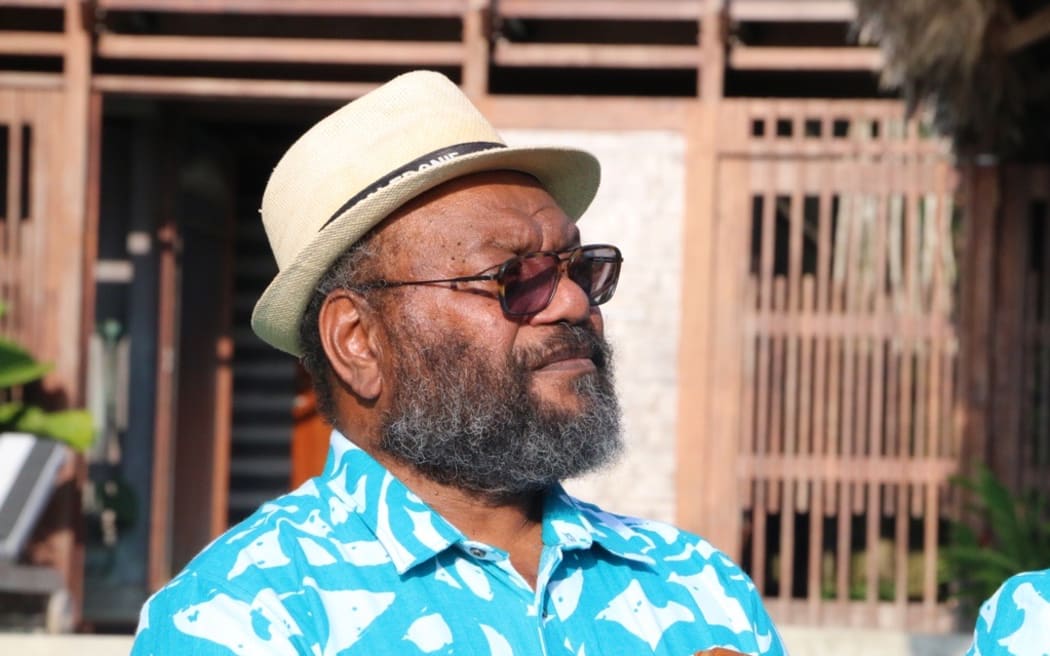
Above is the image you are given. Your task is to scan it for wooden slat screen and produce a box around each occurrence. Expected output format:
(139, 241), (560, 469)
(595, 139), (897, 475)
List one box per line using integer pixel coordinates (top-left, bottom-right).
(0, 90), (53, 359)
(716, 99), (960, 631)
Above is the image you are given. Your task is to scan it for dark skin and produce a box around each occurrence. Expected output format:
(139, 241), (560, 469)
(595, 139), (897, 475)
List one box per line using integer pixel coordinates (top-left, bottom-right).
(316, 171), (606, 589)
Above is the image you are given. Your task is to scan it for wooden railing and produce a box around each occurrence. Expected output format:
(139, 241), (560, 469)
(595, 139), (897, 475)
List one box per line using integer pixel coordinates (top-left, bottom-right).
(0, 0), (885, 100)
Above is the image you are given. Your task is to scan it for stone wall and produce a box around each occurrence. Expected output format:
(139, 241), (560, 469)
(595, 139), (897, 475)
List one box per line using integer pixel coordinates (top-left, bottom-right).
(503, 129), (685, 525)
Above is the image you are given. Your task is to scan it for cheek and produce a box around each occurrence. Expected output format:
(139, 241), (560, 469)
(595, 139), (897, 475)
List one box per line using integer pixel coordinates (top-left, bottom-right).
(415, 294), (519, 353)
(470, 314), (520, 361)
(589, 307), (605, 335)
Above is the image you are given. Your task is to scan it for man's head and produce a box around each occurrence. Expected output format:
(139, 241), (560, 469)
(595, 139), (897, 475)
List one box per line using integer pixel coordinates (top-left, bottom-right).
(256, 74), (623, 500)
(252, 70), (599, 354)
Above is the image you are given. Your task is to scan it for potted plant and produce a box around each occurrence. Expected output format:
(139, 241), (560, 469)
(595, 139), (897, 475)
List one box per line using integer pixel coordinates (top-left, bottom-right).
(0, 301), (95, 630)
(940, 464), (1050, 625)
(0, 301), (93, 451)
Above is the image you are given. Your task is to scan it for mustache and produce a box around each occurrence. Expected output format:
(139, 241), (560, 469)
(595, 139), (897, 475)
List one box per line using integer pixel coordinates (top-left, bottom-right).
(516, 324), (610, 371)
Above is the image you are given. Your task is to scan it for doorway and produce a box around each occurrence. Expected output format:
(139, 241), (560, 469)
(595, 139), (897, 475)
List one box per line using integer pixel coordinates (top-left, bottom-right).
(86, 98), (329, 627)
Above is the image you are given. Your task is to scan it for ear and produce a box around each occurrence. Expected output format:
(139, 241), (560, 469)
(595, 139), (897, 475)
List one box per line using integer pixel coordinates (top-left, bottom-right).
(318, 289), (384, 400)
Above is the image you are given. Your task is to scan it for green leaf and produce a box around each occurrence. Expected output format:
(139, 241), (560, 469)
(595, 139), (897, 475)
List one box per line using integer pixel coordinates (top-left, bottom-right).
(941, 545), (1020, 573)
(0, 338), (52, 388)
(942, 465), (1050, 621)
(0, 402), (95, 452)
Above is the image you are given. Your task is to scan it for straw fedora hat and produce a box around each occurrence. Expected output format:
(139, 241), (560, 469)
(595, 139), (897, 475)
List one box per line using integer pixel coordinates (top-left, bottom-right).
(251, 70), (601, 356)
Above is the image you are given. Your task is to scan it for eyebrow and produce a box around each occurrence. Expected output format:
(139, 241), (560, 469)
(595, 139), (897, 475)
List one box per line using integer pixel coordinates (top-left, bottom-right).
(484, 219), (581, 254)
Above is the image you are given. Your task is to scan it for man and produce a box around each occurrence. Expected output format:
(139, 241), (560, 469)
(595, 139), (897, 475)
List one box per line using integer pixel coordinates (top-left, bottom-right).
(132, 71), (786, 655)
(966, 569), (1050, 656)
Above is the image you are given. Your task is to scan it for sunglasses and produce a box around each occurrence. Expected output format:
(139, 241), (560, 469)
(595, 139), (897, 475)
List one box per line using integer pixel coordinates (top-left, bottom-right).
(358, 244), (623, 317)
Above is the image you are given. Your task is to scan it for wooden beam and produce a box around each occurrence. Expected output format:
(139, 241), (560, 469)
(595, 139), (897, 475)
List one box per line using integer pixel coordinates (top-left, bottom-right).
(957, 163), (999, 477)
(700, 0), (724, 100)
(693, 149), (748, 559)
(729, 0), (857, 22)
(738, 455), (958, 483)
(1004, 4), (1050, 53)
(78, 88), (104, 453)
(0, 0), (63, 7)
(40, 0), (95, 628)
(990, 165), (1030, 487)
(494, 41), (701, 68)
(96, 34), (465, 65)
(93, 75), (377, 100)
(729, 46), (882, 70)
(149, 132), (180, 590)
(478, 95), (692, 129)
(497, 0), (704, 20)
(676, 101), (717, 547)
(772, 600), (957, 632)
(96, 0), (467, 16)
(677, 1), (723, 551)
(61, 4), (92, 411)
(461, 0), (489, 99)
(0, 31), (66, 57)
(0, 72), (63, 89)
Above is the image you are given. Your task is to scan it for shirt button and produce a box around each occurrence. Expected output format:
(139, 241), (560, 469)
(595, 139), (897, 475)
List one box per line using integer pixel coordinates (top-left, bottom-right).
(468, 547), (487, 558)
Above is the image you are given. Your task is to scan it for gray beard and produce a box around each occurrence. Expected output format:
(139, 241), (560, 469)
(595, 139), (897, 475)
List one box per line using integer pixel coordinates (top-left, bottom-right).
(378, 322), (623, 501)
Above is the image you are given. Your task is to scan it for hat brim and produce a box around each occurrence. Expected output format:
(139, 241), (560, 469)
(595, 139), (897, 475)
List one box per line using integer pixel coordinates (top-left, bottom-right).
(251, 145), (601, 356)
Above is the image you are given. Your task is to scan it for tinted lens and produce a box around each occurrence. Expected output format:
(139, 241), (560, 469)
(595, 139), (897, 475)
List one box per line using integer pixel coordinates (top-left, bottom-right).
(570, 246), (621, 306)
(502, 254), (560, 315)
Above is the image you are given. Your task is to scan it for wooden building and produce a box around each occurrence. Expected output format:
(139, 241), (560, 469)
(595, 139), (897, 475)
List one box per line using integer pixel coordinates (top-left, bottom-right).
(0, 0), (1046, 634)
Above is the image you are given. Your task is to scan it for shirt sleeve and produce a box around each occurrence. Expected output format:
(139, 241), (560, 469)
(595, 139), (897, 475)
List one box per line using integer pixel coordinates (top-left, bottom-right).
(739, 570), (788, 656)
(130, 570), (307, 656)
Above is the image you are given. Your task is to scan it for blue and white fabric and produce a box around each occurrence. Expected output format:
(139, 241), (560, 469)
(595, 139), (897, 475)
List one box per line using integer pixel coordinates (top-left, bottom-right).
(967, 569), (1050, 656)
(132, 432), (786, 655)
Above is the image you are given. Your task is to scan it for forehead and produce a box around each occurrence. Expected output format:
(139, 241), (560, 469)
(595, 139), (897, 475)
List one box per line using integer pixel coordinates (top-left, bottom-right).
(379, 171), (580, 257)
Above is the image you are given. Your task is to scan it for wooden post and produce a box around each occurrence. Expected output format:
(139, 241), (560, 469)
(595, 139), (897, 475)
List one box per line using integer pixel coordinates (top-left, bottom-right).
(79, 90), (103, 423)
(461, 0), (490, 100)
(148, 126), (182, 591)
(29, 0), (96, 629)
(990, 165), (1029, 487)
(957, 162), (1000, 477)
(699, 0), (724, 101)
(677, 0), (735, 554)
(171, 149), (237, 569)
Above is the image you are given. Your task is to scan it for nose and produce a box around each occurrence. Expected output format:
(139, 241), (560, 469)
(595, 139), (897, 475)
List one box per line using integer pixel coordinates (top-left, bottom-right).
(529, 260), (593, 326)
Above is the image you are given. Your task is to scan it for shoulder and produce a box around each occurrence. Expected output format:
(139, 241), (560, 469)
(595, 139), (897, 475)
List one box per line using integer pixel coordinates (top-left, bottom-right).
(970, 569), (1050, 655)
(974, 566), (1050, 629)
(979, 568), (1050, 620)
(570, 497), (760, 596)
(131, 479), (342, 652)
(993, 569), (1050, 595)
(184, 478), (338, 582)
(144, 476), (347, 613)
(572, 497), (732, 561)
(569, 497), (786, 655)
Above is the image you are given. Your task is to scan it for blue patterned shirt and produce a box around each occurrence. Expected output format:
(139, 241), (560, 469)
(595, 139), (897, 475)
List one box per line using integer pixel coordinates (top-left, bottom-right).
(966, 569), (1050, 656)
(132, 433), (786, 655)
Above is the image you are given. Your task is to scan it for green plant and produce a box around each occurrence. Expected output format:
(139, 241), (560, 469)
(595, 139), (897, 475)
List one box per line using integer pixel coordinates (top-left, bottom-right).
(0, 302), (94, 451)
(940, 464), (1050, 620)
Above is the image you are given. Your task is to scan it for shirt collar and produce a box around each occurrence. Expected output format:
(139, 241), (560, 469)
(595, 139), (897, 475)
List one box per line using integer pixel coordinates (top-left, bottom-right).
(543, 486), (660, 566)
(320, 432), (657, 573)
(320, 432), (465, 574)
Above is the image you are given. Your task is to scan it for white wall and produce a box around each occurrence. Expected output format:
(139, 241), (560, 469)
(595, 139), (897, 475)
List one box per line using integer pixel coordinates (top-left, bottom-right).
(504, 129), (686, 524)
